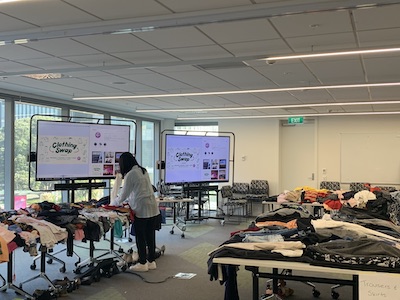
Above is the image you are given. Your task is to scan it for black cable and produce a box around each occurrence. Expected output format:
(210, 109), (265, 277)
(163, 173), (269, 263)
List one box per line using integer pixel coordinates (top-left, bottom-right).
(126, 271), (174, 284)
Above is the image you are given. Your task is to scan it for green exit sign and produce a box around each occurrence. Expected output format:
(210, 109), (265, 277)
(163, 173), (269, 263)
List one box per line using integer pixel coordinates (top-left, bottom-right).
(288, 116), (304, 124)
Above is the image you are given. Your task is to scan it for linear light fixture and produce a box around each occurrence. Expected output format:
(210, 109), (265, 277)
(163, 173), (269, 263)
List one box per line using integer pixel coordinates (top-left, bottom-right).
(262, 47), (400, 62)
(111, 26), (155, 34)
(73, 81), (400, 100)
(13, 38), (29, 44)
(177, 111), (400, 120)
(136, 100), (400, 113)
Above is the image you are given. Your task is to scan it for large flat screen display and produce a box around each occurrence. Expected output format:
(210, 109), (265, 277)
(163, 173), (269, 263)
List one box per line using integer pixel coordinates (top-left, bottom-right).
(164, 134), (230, 184)
(36, 120), (130, 181)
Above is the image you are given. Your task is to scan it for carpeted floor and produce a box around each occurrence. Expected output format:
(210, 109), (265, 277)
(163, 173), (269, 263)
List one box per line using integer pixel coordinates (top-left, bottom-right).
(0, 215), (353, 300)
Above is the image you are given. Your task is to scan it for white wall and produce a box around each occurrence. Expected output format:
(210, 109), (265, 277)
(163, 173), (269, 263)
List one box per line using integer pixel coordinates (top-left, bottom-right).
(317, 115), (400, 190)
(219, 115), (400, 196)
(219, 119), (280, 194)
(161, 115), (400, 196)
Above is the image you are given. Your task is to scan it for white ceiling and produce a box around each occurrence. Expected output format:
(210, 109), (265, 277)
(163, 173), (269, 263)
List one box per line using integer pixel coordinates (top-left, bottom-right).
(1, 0), (400, 120)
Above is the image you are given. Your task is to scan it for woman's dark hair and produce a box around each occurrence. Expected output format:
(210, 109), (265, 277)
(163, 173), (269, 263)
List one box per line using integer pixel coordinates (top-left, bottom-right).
(119, 152), (146, 177)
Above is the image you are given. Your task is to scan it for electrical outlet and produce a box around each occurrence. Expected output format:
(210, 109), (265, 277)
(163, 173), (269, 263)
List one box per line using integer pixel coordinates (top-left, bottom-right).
(322, 168), (326, 175)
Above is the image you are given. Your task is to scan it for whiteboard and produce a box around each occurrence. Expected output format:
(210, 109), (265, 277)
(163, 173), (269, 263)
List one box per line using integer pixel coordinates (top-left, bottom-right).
(340, 133), (400, 184)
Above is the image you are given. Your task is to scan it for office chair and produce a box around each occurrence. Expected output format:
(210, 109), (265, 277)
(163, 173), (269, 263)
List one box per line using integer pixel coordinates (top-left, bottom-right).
(319, 181), (341, 191)
(220, 185), (247, 224)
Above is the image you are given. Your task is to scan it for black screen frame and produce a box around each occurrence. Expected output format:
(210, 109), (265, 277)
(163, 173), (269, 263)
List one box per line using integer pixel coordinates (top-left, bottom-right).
(163, 133), (231, 185)
(34, 119), (131, 181)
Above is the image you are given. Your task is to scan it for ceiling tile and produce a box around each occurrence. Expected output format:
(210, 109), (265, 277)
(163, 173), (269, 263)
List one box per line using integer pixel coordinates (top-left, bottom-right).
(364, 56), (400, 82)
(271, 10), (353, 37)
(26, 38), (101, 57)
(0, 1), (100, 27)
(284, 32), (357, 52)
(353, 4), (400, 31)
(111, 50), (179, 64)
(199, 18), (280, 44)
(165, 45), (231, 60)
(64, 0), (172, 20)
(158, 0), (251, 13)
(73, 34), (156, 53)
(306, 59), (366, 84)
(133, 27), (214, 49)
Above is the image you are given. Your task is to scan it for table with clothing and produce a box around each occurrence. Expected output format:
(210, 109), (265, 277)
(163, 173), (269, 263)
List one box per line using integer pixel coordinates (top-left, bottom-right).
(208, 187), (400, 300)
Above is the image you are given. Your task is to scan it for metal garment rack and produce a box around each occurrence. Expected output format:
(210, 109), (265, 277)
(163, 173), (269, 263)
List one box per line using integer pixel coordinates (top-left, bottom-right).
(158, 197), (194, 238)
(18, 245), (59, 293)
(0, 252), (35, 299)
(73, 216), (129, 273)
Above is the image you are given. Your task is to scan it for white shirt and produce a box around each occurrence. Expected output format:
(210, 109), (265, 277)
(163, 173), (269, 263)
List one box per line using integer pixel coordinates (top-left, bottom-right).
(114, 165), (159, 218)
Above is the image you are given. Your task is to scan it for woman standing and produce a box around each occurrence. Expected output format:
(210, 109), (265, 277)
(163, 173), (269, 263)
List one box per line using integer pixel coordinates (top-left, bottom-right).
(111, 152), (160, 272)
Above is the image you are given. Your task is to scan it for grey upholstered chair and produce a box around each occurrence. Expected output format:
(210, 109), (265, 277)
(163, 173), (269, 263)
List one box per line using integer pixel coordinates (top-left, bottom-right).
(320, 181), (341, 191)
(375, 186), (397, 192)
(249, 180), (269, 198)
(245, 180), (269, 216)
(349, 182), (369, 192)
(220, 185), (247, 223)
(231, 182), (250, 197)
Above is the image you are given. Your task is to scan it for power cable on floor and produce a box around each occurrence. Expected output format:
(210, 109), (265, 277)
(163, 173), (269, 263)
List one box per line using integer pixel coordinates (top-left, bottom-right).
(126, 271), (174, 284)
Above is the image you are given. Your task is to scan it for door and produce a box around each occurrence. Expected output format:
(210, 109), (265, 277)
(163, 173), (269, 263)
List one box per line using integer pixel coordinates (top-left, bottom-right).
(280, 120), (316, 191)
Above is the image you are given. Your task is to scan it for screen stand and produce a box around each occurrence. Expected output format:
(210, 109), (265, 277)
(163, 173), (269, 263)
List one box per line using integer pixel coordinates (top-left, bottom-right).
(54, 180), (106, 203)
(183, 183), (223, 222)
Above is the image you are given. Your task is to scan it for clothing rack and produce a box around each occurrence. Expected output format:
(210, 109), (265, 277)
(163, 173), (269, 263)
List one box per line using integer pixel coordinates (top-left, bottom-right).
(74, 214), (128, 273)
(18, 245), (59, 292)
(0, 252), (35, 299)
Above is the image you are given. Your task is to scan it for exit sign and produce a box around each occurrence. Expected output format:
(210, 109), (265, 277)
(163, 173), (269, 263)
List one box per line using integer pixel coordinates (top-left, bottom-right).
(288, 116), (304, 124)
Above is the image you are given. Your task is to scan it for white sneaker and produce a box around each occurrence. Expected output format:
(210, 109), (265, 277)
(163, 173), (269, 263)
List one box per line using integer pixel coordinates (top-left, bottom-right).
(147, 261), (157, 270)
(129, 262), (148, 272)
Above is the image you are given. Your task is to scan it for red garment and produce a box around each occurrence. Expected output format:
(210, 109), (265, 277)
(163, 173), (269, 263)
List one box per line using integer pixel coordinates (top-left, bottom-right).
(323, 199), (342, 210)
(230, 226), (261, 237)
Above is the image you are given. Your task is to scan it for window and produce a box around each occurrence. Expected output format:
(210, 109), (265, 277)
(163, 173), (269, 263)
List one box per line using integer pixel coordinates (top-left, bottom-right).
(0, 100), (160, 209)
(174, 124), (218, 135)
(0, 100), (4, 208)
(14, 103), (62, 207)
(111, 116), (136, 154)
(142, 121), (155, 184)
(70, 110), (104, 123)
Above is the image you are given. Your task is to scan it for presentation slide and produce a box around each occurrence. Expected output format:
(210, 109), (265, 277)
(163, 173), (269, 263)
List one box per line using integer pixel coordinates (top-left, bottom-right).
(36, 121), (130, 180)
(164, 135), (230, 184)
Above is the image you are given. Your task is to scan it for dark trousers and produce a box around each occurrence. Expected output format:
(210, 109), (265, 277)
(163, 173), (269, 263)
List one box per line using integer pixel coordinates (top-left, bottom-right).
(134, 215), (157, 264)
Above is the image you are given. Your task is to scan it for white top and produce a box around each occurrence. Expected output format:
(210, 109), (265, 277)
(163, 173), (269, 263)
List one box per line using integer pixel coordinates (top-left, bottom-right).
(114, 165), (159, 218)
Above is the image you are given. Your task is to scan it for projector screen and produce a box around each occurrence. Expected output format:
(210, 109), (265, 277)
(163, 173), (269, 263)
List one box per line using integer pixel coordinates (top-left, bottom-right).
(164, 134), (230, 184)
(36, 120), (130, 181)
